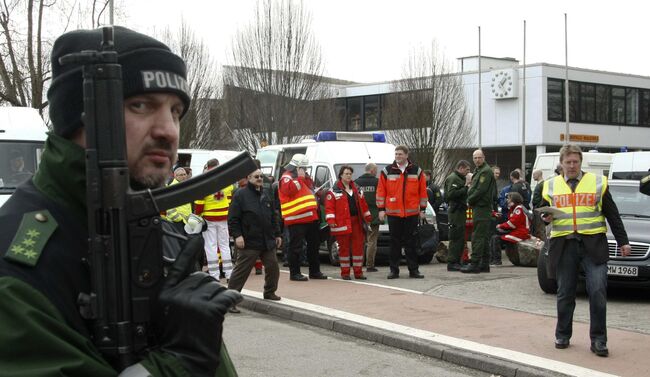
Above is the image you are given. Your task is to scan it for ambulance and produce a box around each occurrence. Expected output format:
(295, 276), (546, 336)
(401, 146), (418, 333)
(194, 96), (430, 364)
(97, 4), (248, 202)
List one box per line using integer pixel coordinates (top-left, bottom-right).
(257, 131), (438, 265)
(0, 107), (48, 207)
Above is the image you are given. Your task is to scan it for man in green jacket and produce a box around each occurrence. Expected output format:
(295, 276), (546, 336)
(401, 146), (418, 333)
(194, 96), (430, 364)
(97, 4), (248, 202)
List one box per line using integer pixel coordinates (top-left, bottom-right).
(355, 162), (380, 272)
(462, 149), (497, 273)
(444, 160), (472, 271)
(0, 26), (240, 377)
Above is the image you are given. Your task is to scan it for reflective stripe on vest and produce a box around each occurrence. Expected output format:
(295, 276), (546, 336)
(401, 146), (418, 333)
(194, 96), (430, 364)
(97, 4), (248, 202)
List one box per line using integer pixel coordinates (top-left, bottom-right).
(543, 173), (607, 238)
(330, 225), (348, 233)
(285, 211), (315, 222)
(281, 194), (318, 216)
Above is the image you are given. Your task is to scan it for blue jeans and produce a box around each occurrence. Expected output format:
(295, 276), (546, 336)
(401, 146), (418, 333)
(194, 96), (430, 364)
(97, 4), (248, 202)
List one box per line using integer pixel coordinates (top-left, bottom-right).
(555, 239), (608, 343)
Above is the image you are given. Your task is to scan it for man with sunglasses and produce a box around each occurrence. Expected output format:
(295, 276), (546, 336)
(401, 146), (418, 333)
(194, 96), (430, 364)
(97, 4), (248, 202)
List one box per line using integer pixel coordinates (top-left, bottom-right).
(227, 169), (282, 311)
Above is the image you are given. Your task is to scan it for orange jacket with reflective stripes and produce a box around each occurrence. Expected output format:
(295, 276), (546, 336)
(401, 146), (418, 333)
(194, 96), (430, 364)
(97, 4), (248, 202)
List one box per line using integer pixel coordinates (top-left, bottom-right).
(278, 170), (319, 226)
(376, 160), (428, 218)
(324, 180), (372, 236)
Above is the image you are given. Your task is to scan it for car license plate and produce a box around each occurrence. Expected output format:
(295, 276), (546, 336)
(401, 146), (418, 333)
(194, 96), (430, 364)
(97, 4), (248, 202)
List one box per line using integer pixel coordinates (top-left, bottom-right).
(607, 265), (638, 277)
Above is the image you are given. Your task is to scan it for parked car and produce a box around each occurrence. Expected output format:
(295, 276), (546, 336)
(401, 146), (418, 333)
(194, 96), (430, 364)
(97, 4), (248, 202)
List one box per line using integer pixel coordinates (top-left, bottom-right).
(537, 179), (650, 293)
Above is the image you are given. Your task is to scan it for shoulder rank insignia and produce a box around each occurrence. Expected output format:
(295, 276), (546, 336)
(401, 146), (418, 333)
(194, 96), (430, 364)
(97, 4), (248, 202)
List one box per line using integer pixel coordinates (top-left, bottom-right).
(4, 210), (58, 267)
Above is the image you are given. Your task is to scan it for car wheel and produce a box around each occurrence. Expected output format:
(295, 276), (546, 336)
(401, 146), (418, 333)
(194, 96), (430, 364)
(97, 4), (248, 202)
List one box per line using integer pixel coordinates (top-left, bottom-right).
(328, 238), (340, 266)
(537, 242), (557, 294)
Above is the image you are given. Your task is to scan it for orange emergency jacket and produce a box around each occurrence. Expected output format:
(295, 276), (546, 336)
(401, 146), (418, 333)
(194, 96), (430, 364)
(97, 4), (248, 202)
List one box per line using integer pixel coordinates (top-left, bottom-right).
(278, 170), (319, 226)
(376, 160), (428, 217)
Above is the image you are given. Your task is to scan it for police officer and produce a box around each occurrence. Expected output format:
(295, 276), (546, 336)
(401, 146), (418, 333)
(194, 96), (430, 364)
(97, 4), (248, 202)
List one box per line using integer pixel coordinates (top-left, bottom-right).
(444, 160), (472, 271)
(355, 162), (380, 272)
(461, 149), (497, 273)
(0, 27), (240, 376)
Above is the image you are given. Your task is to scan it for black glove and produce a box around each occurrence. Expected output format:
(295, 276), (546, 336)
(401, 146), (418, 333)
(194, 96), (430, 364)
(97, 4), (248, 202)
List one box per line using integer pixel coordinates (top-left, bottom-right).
(156, 235), (243, 377)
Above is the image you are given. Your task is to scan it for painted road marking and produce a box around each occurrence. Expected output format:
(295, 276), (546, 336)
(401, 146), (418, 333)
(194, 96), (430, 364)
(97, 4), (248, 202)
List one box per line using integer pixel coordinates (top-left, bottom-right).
(242, 289), (618, 377)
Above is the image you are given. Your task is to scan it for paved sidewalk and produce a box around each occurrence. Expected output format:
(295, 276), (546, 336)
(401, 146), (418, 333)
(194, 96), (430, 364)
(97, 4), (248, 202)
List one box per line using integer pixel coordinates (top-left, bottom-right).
(237, 271), (650, 377)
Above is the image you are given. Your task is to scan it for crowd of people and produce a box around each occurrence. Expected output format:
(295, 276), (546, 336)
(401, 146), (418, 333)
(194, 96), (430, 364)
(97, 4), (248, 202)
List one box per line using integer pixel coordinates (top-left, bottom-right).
(0, 25), (636, 376)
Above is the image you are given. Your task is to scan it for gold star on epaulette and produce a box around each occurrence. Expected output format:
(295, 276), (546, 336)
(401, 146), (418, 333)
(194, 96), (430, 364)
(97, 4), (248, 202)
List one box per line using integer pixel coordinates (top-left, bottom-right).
(11, 244), (25, 255)
(23, 249), (37, 259)
(26, 229), (40, 238)
(22, 238), (36, 247)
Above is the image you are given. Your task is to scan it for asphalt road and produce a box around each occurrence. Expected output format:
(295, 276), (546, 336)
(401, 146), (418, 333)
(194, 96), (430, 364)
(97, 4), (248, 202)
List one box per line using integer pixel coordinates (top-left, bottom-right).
(223, 308), (490, 377)
(307, 253), (650, 335)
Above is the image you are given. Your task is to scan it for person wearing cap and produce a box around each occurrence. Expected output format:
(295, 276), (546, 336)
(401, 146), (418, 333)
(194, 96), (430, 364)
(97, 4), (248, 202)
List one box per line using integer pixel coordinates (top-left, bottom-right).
(0, 26), (239, 377)
(227, 168), (282, 311)
(194, 158), (236, 282)
(376, 145), (428, 279)
(278, 153), (327, 281)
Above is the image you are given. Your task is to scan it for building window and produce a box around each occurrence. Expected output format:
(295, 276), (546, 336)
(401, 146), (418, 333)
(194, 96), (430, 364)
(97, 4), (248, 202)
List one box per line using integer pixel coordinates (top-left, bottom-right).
(611, 87), (625, 124)
(364, 95), (380, 130)
(626, 88), (639, 125)
(580, 83), (595, 122)
(347, 97), (362, 131)
(640, 90), (650, 126)
(547, 79), (564, 121)
(569, 81), (579, 122)
(595, 85), (610, 123)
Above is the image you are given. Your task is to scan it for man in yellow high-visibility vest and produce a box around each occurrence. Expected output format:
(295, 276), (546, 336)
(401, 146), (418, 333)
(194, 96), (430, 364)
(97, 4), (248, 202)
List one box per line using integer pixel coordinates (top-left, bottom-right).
(540, 144), (631, 357)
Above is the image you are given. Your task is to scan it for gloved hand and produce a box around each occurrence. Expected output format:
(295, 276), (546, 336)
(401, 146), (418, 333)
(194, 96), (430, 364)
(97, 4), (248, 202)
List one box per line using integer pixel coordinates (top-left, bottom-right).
(155, 235), (243, 377)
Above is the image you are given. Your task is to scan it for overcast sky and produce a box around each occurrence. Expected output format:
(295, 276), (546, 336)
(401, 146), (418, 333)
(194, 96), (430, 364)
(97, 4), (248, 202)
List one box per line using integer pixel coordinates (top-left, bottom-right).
(125, 0), (649, 83)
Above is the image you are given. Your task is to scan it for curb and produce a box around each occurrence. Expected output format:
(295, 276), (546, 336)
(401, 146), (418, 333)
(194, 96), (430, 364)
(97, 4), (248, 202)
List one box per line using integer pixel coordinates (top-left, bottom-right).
(239, 294), (570, 377)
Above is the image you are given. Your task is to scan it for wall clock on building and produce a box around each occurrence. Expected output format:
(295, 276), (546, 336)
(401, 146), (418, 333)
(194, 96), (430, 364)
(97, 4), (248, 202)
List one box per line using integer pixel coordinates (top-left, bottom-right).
(490, 69), (518, 99)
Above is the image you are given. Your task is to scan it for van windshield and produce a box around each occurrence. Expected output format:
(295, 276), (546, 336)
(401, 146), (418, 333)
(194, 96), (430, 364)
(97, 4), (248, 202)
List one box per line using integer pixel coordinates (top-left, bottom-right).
(0, 141), (45, 192)
(333, 163), (388, 181)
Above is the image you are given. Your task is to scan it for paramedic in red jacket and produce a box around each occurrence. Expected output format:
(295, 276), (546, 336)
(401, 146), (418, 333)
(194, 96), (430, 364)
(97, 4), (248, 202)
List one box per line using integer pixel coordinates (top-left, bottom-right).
(278, 154), (327, 281)
(377, 145), (428, 279)
(325, 166), (373, 280)
(490, 192), (531, 265)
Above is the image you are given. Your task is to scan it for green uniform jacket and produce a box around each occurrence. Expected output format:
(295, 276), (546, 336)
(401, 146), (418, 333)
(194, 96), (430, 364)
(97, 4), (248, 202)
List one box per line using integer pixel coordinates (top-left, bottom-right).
(467, 162), (497, 220)
(0, 134), (236, 377)
(444, 171), (468, 218)
(355, 173), (380, 226)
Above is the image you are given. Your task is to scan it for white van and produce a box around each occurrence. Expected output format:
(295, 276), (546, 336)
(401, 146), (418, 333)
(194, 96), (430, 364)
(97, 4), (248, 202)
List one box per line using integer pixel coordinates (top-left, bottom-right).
(176, 149), (242, 177)
(531, 151), (613, 191)
(0, 107), (48, 207)
(608, 151), (650, 180)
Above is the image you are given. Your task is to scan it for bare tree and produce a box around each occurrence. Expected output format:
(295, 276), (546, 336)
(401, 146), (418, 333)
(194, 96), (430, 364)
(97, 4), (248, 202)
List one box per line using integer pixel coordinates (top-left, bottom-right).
(0, 0), (124, 115)
(383, 42), (474, 183)
(158, 19), (220, 149)
(223, 0), (331, 153)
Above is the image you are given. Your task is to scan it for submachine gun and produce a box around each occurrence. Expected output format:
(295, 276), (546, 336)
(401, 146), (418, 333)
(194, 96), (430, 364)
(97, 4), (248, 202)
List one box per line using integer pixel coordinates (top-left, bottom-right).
(59, 26), (256, 370)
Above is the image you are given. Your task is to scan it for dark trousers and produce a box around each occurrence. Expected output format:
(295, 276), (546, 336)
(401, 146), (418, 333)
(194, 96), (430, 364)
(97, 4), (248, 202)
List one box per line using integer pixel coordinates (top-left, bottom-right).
(471, 219), (491, 266)
(288, 221), (321, 277)
(387, 215), (419, 275)
(555, 239), (608, 343)
(228, 247), (279, 296)
(447, 210), (466, 264)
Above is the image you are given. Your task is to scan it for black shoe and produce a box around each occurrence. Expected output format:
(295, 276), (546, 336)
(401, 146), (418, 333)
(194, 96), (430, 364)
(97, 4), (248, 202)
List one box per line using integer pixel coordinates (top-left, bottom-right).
(290, 274), (308, 281)
(489, 261), (502, 266)
(341, 275), (351, 280)
(387, 272), (399, 279)
(447, 263), (462, 271)
(264, 293), (281, 301)
(300, 261), (310, 267)
(409, 272), (424, 279)
(590, 341), (609, 357)
(309, 273), (328, 280)
(479, 265), (490, 273)
(228, 306), (241, 314)
(555, 338), (570, 349)
(460, 264), (481, 273)
(355, 275), (367, 280)
(366, 267), (378, 272)
(282, 262), (290, 267)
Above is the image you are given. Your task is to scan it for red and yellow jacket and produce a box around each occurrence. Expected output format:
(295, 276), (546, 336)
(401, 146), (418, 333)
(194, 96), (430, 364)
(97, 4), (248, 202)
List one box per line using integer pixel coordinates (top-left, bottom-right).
(278, 170), (319, 226)
(325, 180), (372, 236)
(194, 184), (234, 222)
(497, 204), (531, 243)
(376, 160), (427, 218)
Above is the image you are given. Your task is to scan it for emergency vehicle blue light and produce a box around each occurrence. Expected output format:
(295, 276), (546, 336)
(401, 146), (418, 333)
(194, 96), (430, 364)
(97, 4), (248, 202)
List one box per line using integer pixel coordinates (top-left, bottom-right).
(316, 131), (386, 143)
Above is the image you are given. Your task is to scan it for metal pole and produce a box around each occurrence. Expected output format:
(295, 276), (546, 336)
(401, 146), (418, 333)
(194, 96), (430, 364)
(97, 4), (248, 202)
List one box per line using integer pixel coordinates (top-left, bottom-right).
(109, 0), (114, 25)
(564, 13), (570, 144)
(478, 26), (482, 149)
(522, 20), (527, 175)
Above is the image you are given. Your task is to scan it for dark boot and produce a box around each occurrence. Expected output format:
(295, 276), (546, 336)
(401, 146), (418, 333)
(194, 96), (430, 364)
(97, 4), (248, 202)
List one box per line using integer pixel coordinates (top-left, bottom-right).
(460, 263), (481, 273)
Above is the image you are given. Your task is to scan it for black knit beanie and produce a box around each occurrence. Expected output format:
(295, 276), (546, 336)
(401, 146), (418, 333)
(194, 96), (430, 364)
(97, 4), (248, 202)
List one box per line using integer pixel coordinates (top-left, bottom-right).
(48, 26), (191, 138)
